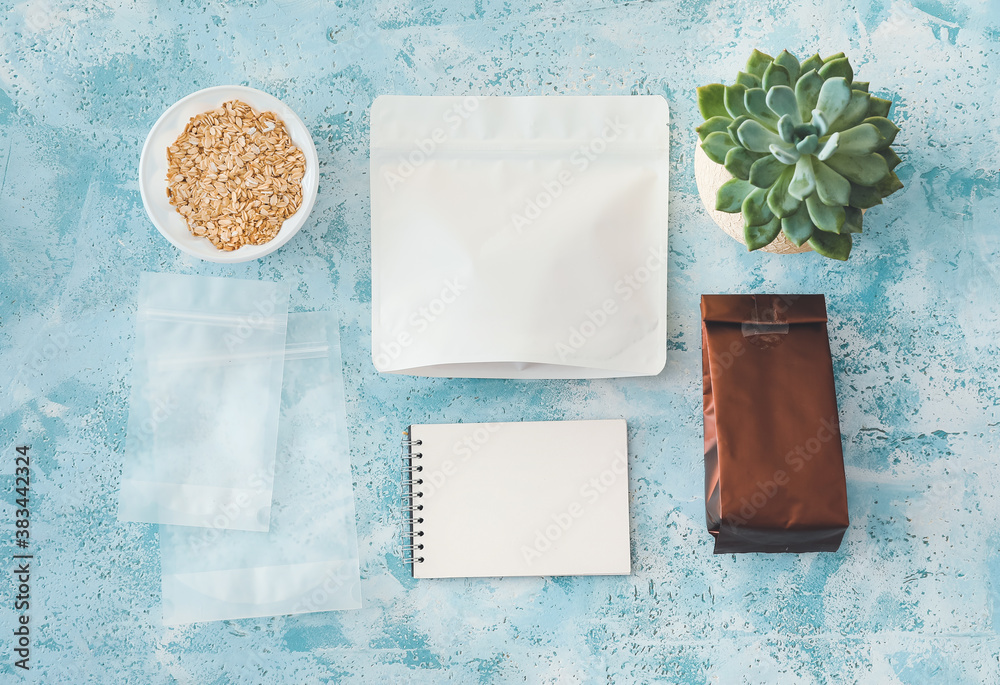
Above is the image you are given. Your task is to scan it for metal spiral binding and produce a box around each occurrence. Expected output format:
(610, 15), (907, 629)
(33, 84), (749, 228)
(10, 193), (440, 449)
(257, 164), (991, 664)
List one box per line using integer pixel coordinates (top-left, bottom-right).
(401, 431), (425, 565)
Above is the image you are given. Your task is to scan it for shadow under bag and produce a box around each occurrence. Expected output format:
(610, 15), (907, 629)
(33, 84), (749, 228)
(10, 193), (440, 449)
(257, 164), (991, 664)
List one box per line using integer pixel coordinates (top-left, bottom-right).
(702, 294), (849, 554)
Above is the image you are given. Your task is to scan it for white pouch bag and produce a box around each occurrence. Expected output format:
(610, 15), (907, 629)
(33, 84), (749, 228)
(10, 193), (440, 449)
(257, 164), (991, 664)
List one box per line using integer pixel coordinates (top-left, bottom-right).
(159, 311), (362, 624)
(370, 95), (669, 379)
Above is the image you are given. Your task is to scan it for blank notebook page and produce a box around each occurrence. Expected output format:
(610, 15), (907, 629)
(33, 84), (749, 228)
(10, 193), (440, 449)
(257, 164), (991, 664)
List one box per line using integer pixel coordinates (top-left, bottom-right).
(408, 419), (631, 579)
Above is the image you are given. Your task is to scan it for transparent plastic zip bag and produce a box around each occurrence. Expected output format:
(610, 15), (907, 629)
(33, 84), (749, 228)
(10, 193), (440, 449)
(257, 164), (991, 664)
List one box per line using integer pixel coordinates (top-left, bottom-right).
(119, 272), (290, 531)
(159, 311), (363, 624)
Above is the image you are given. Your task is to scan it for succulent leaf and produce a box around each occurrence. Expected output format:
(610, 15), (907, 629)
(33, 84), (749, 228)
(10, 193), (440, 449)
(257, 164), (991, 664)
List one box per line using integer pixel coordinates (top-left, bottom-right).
(773, 50), (801, 83)
(737, 119), (785, 152)
(815, 77), (852, 125)
(824, 151), (890, 185)
(796, 134), (819, 155)
(808, 228), (852, 261)
(819, 57), (853, 83)
(702, 130), (736, 164)
(843, 206), (864, 234)
(875, 170), (904, 198)
(744, 88), (780, 128)
(812, 110), (831, 136)
(795, 70), (824, 122)
(727, 114), (751, 142)
(745, 49), (774, 78)
(863, 116), (900, 148)
(806, 194), (846, 233)
(849, 182), (884, 209)
(878, 147), (902, 171)
(762, 62), (791, 90)
(697, 115), (732, 141)
(716, 178), (755, 212)
(745, 216), (782, 251)
(767, 166), (800, 218)
(724, 85), (750, 119)
(766, 86), (802, 124)
(836, 123), (883, 155)
(852, 81), (870, 93)
(822, 52), (846, 63)
(768, 143), (801, 165)
(736, 71), (762, 88)
(777, 115), (796, 143)
(781, 202), (814, 245)
(800, 53), (824, 74)
(741, 186), (774, 226)
(813, 160), (852, 206)
(724, 146), (758, 181)
(816, 132), (840, 160)
(794, 123), (818, 138)
(828, 90), (870, 133)
(788, 155), (817, 201)
(697, 84), (730, 119)
(867, 96), (892, 118)
(749, 155), (787, 188)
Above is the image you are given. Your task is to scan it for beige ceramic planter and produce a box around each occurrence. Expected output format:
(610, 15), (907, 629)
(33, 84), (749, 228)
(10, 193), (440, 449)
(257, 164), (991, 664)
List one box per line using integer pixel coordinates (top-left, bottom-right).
(694, 143), (812, 255)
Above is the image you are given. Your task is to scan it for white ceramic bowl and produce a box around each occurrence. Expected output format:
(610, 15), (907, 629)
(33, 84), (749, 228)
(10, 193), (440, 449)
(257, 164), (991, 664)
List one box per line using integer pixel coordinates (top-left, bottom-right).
(139, 85), (319, 263)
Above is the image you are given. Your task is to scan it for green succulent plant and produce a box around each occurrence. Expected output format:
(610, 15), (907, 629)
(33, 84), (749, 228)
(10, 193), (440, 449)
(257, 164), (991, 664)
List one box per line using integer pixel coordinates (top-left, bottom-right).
(696, 49), (903, 260)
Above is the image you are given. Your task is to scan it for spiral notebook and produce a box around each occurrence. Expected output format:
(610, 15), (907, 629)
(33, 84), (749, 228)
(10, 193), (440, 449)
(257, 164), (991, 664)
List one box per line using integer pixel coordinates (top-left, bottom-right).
(402, 419), (631, 579)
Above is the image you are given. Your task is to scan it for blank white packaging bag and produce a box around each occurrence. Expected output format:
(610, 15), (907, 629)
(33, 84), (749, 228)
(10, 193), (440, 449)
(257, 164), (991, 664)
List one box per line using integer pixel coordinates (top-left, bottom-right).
(120, 272), (289, 531)
(370, 95), (670, 379)
(159, 311), (362, 624)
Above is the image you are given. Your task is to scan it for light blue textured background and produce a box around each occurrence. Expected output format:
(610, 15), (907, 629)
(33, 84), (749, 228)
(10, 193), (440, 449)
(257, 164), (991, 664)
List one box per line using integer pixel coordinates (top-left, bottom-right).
(1, 0), (999, 682)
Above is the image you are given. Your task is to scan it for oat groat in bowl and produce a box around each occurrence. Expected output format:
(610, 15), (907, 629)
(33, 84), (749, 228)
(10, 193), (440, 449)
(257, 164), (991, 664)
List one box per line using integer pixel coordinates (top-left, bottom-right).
(167, 100), (306, 251)
(139, 86), (319, 263)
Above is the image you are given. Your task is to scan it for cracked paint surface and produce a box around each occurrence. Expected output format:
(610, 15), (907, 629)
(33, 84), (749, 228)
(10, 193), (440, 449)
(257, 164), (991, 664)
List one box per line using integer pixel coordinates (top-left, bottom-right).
(1, 0), (999, 682)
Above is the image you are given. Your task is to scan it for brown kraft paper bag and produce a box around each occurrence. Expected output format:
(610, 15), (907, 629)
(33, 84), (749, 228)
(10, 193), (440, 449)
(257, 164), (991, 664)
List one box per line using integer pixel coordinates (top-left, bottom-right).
(701, 294), (849, 553)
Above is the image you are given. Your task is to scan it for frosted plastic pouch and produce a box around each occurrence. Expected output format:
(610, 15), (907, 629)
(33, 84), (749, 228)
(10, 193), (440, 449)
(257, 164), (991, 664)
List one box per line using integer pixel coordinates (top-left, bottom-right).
(119, 272), (290, 531)
(159, 311), (363, 624)
(370, 95), (670, 379)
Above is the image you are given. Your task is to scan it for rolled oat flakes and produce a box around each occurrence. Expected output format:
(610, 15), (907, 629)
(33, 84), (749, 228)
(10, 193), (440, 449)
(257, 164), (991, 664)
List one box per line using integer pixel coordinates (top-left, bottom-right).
(166, 99), (306, 251)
